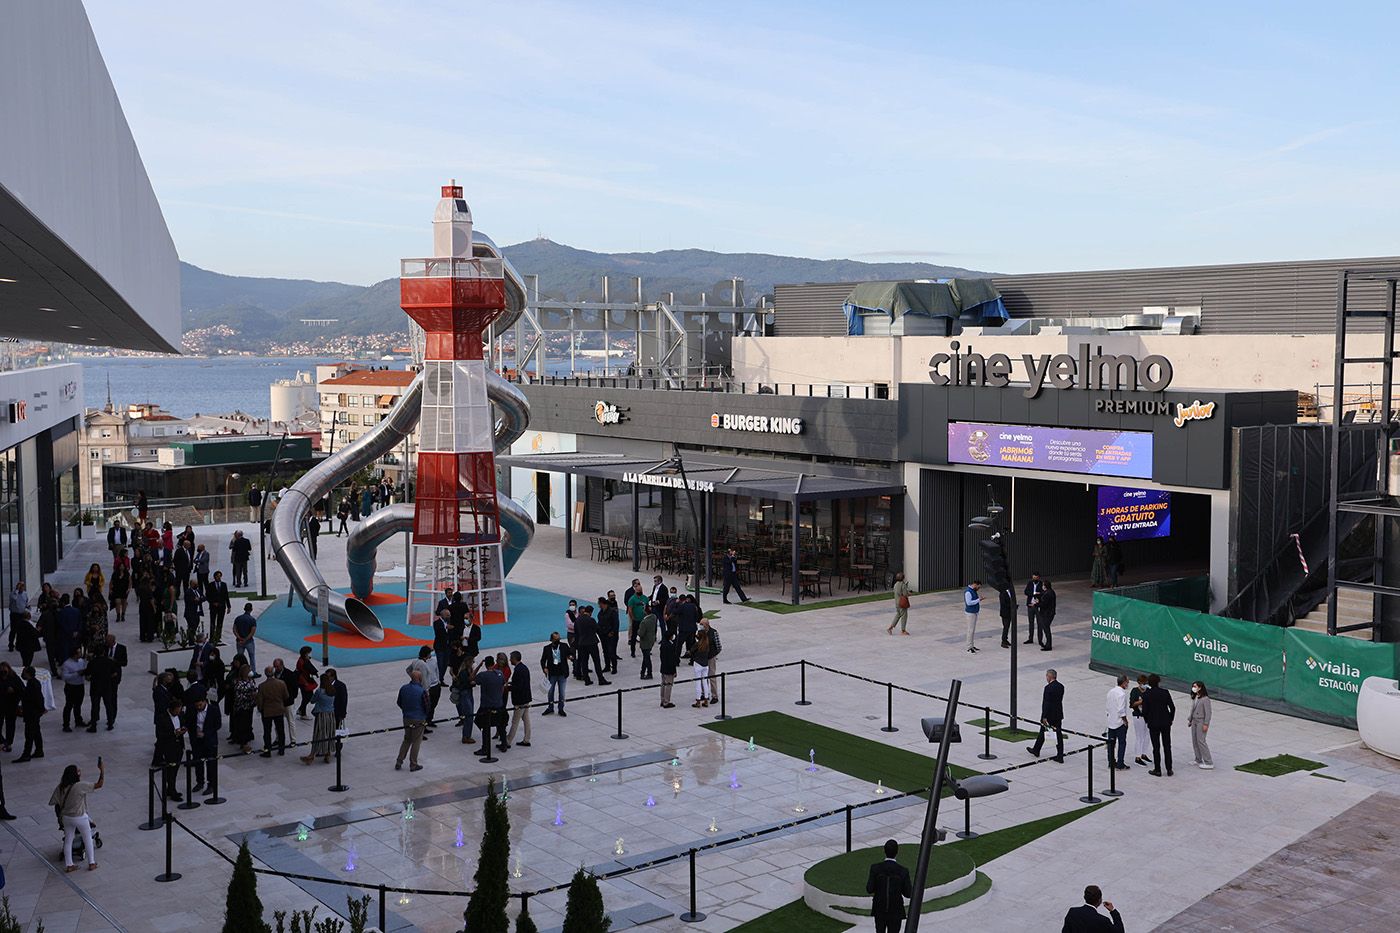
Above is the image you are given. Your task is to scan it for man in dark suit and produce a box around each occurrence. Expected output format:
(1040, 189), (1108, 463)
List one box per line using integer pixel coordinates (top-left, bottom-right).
(1023, 572), (1045, 645)
(1027, 669), (1066, 762)
(998, 585), (1017, 648)
(326, 668), (349, 728)
(154, 699), (188, 800)
(1142, 673), (1176, 776)
(1037, 580), (1058, 651)
(85, 634), (127, 731)
(206, 571), (232, 644)
(721, 549), (750, 604)
(185, 694), (222, 793)
(866, 838), (912, 933)
(573, 606), (608, 686)
(14, 665), (46, 762)
(650, 575), (669, 614)
(1063, 884), (1124, 933)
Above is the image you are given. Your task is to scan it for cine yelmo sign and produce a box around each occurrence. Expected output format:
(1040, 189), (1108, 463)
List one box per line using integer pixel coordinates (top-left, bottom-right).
(1092, 591), (1400, 722)
(622, 471), (716, 494)
(928, 341), (1173, 398)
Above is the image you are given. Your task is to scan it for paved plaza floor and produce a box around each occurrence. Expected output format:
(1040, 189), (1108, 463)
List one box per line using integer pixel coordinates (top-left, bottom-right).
(1, 520), (1392, 931)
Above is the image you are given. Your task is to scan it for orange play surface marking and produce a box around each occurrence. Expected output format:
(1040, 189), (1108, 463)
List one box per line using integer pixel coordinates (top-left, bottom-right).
(305, 627), (431, 649)
(360, 592), (408, 605)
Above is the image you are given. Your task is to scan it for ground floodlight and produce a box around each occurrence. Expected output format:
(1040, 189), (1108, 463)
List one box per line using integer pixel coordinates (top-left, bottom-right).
(921, 716), (961, 744)
(952, 774), (1010, 800)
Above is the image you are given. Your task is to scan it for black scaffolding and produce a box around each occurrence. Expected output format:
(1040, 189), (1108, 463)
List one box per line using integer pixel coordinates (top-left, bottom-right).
(1326, 268), (1400, 636)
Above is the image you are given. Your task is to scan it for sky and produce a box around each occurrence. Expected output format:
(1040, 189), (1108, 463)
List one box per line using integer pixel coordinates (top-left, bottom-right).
(86, 0), (1400, 285)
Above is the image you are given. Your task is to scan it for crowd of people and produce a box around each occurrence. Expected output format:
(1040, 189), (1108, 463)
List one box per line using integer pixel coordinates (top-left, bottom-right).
(391, 573), (726, 772)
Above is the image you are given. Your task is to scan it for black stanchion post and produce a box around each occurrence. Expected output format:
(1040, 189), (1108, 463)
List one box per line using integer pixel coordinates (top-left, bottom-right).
(178, 752), (200, 810)
(956, 796), (978, 839)
(845, 804), (852, 853)
(328, 735), (350, 793)
(795, 659), (811, 706)
(977, 705), (997, 761)
(205, 755), (226, 805)
(881, 682), (899, 733)
(612, 689), (628, 740)
(155, 812), (182, 882)
(1080, 745), (1103, 804)
(1103, 737), (1124, 797)
(140, 767), (160, 831)
(713, 672), (731, 721)
(679, 847), (706, 922)
(378, 884), (387, 930)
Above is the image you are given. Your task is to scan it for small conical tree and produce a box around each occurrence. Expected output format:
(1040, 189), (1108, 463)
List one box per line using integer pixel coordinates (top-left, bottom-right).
(463, 779), (511, 932)
(223, 840), (272, 933)
(513, 900), (539, 933)
(560, 868), (610, 933)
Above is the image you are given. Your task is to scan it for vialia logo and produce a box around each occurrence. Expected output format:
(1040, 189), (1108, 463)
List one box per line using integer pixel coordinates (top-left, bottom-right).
(1182, 633), (1229, 654)
(1307, 655), (1360, 679)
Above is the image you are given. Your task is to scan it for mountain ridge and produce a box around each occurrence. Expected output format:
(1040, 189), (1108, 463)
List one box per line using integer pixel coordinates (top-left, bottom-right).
(179, 239), (992, 348)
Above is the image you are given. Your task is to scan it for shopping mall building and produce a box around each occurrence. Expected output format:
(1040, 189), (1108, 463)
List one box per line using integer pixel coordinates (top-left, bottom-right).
(0, 1), (181, 593)
(504, 256), (1400, 629)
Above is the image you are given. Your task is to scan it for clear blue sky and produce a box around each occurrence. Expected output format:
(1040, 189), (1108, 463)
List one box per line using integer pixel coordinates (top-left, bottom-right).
(86, 0), (1400, 285)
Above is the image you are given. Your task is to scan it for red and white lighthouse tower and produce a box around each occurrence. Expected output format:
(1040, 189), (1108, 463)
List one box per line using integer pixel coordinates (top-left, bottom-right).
(400, 182), (507, 626)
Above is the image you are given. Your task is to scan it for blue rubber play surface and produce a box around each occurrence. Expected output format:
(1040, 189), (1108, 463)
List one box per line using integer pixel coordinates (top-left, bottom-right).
(250, 580), (575, 667)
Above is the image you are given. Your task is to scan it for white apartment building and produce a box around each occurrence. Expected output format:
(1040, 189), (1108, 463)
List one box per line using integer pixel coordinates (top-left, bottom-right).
(317, 365), (418, 482)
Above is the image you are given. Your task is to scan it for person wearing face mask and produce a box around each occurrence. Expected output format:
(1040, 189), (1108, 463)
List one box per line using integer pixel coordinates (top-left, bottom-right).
(1128, 674), (1151, 766)
(1189, 681), (1214, 770)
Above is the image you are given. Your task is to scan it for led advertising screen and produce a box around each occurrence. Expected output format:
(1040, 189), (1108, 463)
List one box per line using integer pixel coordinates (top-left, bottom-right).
(1096, 486), (1171, 540)
(947, 421), (1154, 479)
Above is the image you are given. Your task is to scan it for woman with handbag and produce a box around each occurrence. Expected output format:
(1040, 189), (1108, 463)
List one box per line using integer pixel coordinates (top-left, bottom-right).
(302, 673), (337, 765)
(685, 627), (713, 708)
(888, 573), (912, 636)
(49, 761), (103, 872)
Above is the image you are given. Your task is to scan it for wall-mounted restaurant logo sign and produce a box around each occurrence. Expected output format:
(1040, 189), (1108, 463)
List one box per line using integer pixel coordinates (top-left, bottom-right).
(622, 471), (716, 493)
(710, 413), (804, 435)
(1172, 399), (1216, 428)
(594, 400), (627, 425)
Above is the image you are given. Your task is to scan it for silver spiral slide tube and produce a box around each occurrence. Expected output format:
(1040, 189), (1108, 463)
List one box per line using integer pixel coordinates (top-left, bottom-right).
(269, 230), (535, 641)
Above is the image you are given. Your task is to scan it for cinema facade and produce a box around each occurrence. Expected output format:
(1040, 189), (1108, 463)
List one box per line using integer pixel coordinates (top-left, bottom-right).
(503, 255), (1400, 616)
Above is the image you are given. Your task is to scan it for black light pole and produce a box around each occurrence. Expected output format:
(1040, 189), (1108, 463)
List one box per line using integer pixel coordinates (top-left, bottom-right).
(906, 679), (962, 933)
(969, 489), (1017, 730)
(258, 431), (292, 599)
(671, 447), (704, 607)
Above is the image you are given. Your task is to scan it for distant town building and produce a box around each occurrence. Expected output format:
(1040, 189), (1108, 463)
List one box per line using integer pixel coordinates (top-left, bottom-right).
(79, 401), (189, 505)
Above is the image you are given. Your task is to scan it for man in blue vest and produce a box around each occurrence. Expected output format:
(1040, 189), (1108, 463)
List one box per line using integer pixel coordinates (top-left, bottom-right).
(963, 580), (982, 654)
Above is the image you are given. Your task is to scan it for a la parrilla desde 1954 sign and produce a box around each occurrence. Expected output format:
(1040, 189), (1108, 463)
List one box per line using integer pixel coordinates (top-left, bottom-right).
(622, 471), (715, 493)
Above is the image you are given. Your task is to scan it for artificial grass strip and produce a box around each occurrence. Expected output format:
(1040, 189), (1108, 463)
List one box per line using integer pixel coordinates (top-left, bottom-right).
(833, 871), (993, 916)
(805, 845), (974, 896)
(987, 727), (1041, 743)
(1311, 772), (1346, 782)
(1235, 754), (1327, 777)
(728, 899), (851, 933)
(746, 591), (899, 614)
(948, 801), (1109, 867)
(704, 711), (975, 796)
(965, 718), (1002, 728)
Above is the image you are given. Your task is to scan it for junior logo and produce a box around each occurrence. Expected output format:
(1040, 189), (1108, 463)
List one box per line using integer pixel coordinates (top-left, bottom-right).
(1173, 399), (1217, 428)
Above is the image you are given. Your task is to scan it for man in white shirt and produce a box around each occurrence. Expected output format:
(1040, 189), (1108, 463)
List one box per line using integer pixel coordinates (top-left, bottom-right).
(1105, 674), (1130, 770)
(59, 648), (89, 732)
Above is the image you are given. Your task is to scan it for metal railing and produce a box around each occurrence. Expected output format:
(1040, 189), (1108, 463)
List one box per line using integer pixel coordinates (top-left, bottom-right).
(150, 658), (1119, 927)
(512, 373), (891, 399)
